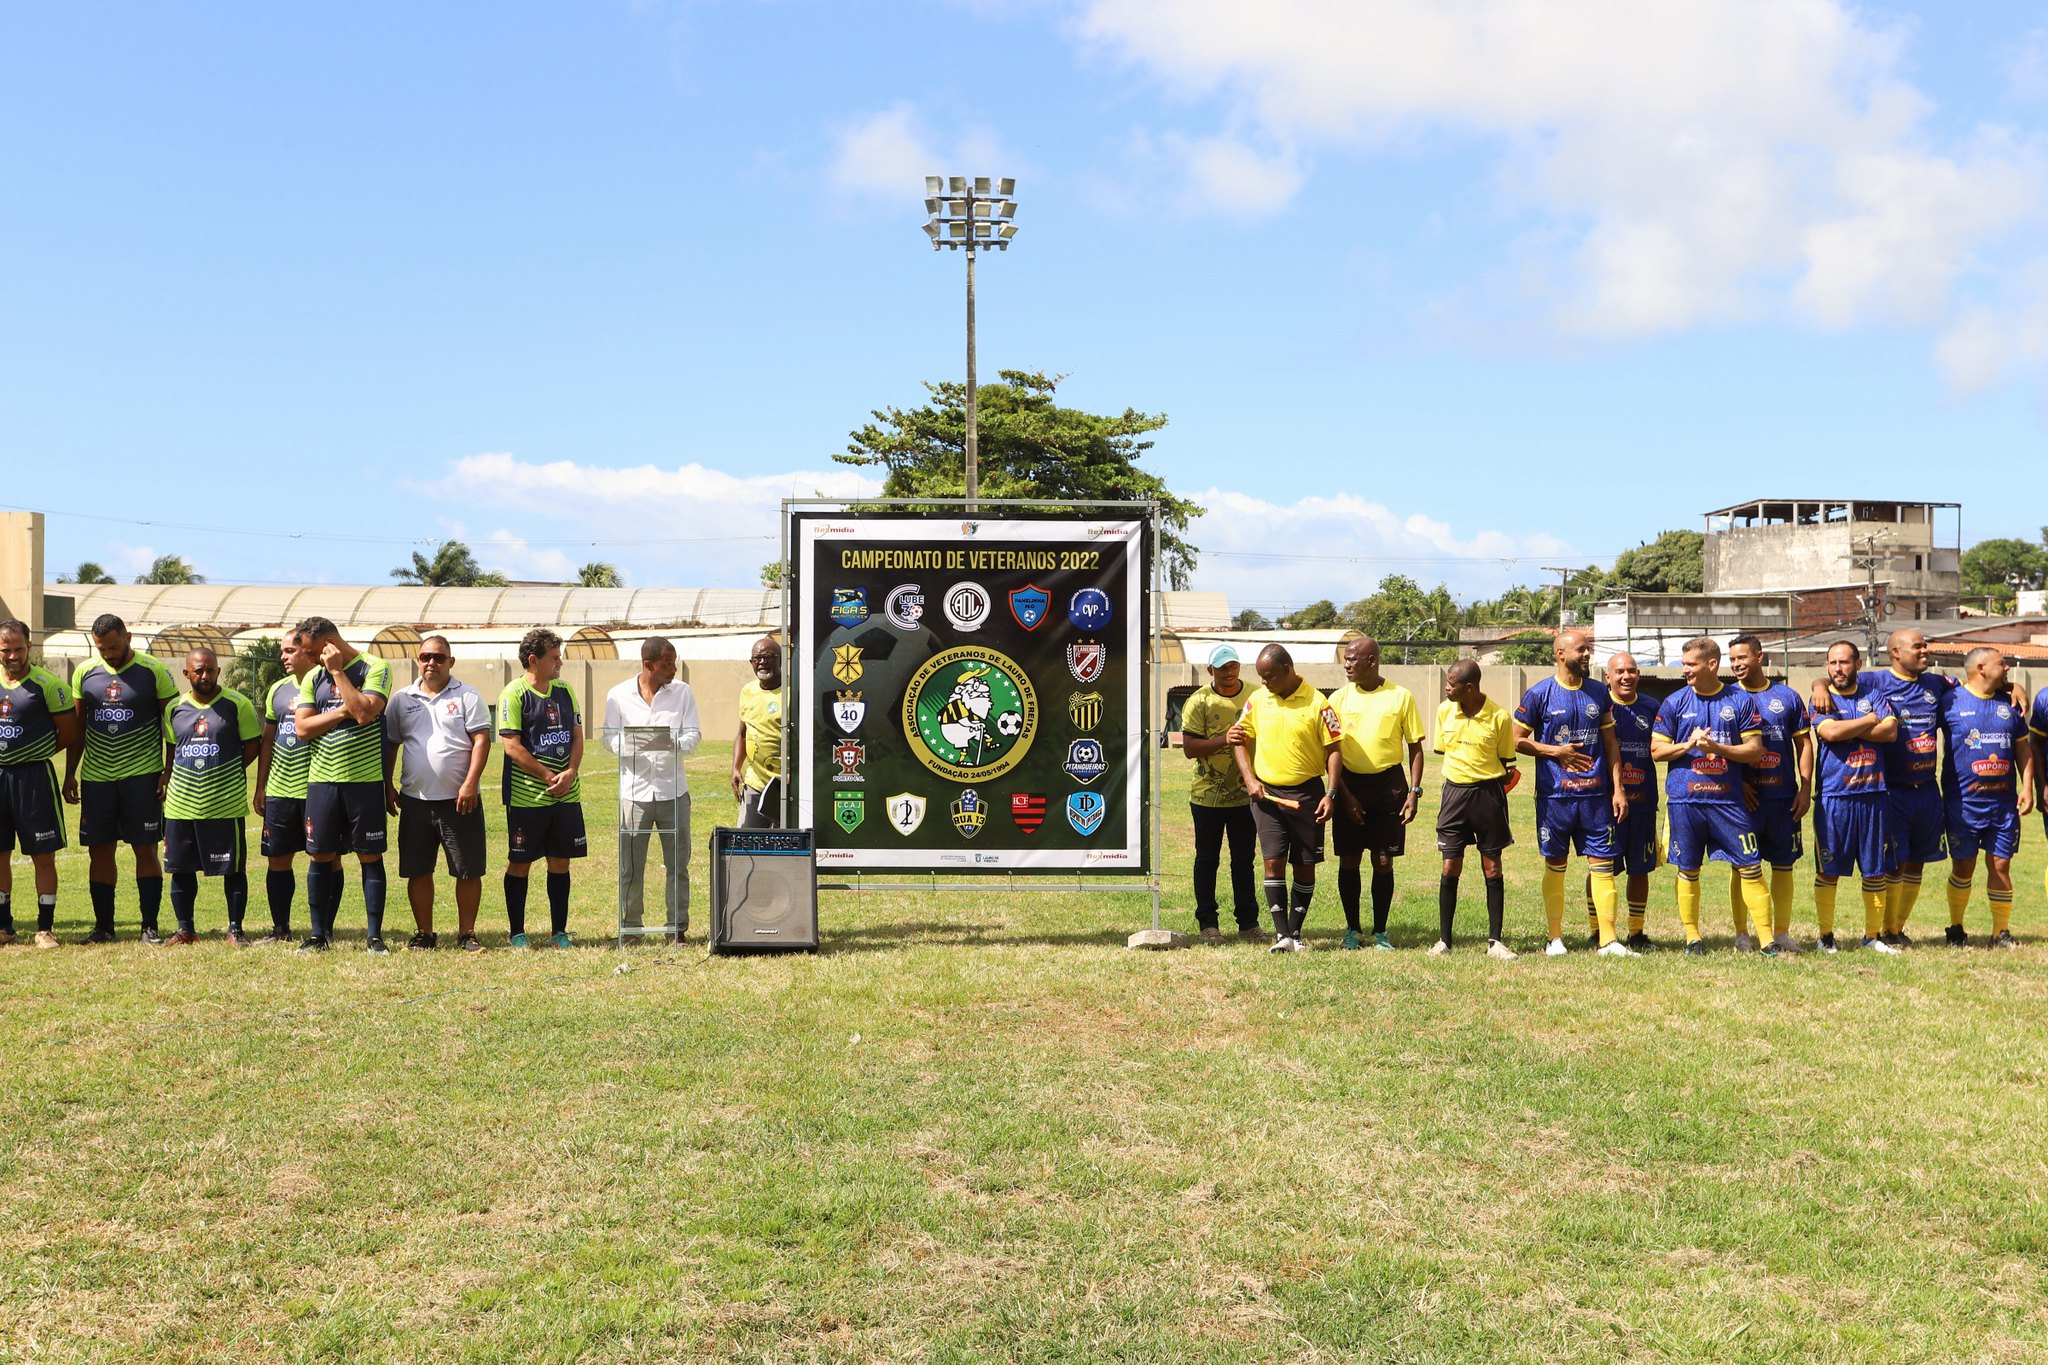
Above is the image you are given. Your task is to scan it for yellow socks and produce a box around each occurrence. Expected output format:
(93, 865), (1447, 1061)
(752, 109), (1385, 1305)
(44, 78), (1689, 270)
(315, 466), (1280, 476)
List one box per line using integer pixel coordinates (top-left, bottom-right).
(1738, 867), (1770, 945)
(1862, 877), (1888, 941)
(1885, 870), (1923, 935)
(1543, 861), (1566, 940)
(1992, 888), (2014, 936)
(1628, 891), (1646, 938)
(1813, 878), (1838, 938)
(1677, 870), (1702, 942)
(1729, 869), (1748, 938)
(1771, 865), (1796, 938)
(1947, 873), (1972, 927)
(1587, 860), (1618, 947)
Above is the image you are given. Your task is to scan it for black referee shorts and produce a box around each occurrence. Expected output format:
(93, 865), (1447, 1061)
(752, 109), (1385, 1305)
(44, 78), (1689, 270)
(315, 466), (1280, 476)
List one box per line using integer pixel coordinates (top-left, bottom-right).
(80, 774), (163, 847)
(1436, 778), (1514, 857)
(1331, 766), (1410, 861)
(1250, 778), (1327, 865)
(0, 762), (66, 856)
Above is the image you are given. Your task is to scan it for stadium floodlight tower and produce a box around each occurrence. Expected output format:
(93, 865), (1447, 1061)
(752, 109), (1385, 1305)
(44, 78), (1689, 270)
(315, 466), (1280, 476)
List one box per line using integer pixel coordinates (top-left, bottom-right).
(922, 175), (1018, 509)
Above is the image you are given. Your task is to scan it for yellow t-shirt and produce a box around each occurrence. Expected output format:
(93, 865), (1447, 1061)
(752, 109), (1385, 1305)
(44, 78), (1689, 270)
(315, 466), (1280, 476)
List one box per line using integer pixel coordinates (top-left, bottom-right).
(738, 681), (784, 792)
(1181, 683), (1252, 808)
(1238, 681), (1342, 787)
(1329, 680), (1424, 775)
(1434, 696), (1517, 784)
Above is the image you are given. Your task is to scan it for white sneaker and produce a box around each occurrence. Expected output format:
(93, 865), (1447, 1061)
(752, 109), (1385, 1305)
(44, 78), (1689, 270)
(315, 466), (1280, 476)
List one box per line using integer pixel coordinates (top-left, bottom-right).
(1486, 939), (1517, 961)
(1597, 940), (1636, 957)
(1269, 935), (1291, 954)
(1733, 934), (1754, 953)
(1545, 938), (1567, 956)
(1286, 936), (1309, 953)
(1427, 940), (1451, 956)
(1863, 937), (1903, 955)
(1771, 934), (1803, 955)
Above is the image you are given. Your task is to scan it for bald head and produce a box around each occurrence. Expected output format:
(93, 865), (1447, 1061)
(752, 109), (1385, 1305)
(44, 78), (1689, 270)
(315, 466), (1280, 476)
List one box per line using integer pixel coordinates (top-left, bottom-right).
(1887, 628), (1929, 677)
(1554, 627), (1592, 681)
(183, 646), (221, 700)
(1604, 650), (1640, 701)
(749, 635), (782, 688)
(1254, 642), (1301, 696)
(1342, 635), (1382, 687)
(1447, 659), (1480, 687)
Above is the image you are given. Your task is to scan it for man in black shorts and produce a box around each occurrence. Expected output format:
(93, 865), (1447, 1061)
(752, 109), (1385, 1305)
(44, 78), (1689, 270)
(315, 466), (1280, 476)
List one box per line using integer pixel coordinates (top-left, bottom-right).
(383, 635), (491, 951)
(1327, 636), (1426, 949)
(64, 614), (178, 942)
(0, 619), (80, 949)
(496, 629), (587, 949)
(253, 628), (320, 944)
(1432, 660), (1520, 959)
(293, 617), (394, 952)
(1228, 644), (1342, 953)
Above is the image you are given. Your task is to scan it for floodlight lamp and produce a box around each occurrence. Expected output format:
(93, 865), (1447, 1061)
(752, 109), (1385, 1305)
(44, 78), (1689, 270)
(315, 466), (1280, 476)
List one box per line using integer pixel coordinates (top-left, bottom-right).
(948, 220), (968, 238)
(949, 176), (967, 192)
(923, 221), (942, 242)
(974, 221), (992, 238)
(947, 198), (968, 215)
(924, 197), (941, 214)
(997, 177), (1015, 196)
(926, 175), (943, 195)
(997, 223), (1018, 240)
(996, 200), (1016, 219)
(973, 201), (992, 217)
(974, 176), (991, 193)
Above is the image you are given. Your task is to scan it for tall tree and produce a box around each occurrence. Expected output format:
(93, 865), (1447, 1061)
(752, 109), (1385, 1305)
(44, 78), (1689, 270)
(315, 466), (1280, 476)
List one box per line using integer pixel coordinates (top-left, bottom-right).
(1279, 600), (1339, 629)
(223, 636), (287, 701)
(56, 561), (115, 585)
(1339, 575), (1460, 663)
(135, 555), (204, 585)
(837, 370), (1202, 588)
(1606, 530), (1704, 595)
(1230, 608), (1273, 631)
(1960, 537), (2048, 610)
(576, 562), (623, 588)
(392, 541), (502, 587)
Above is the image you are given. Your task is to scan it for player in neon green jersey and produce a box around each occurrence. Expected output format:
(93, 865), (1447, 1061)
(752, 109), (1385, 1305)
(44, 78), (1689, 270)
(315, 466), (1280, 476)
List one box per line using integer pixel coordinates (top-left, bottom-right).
(0, 619), (80, 948)
(64, 614), (178, 943)
(160, 648), (261, 944)
(498, 629), (586, 948)
(293, 617), (392, 952)
(252, 629), (326, 944)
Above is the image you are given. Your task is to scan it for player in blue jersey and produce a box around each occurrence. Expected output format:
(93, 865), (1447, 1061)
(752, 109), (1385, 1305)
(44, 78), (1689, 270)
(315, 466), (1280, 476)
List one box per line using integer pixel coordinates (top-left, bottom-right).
(1594, 653), (1662, 950)
(1514, 628), (1630, 955)
(1651, 636), (1771, 955)
(1810, 640), (1900, 953)
(1726, 634), (1812, 953)
(2033, 685), (2048, 915)
(1939, 647), (2034, 947)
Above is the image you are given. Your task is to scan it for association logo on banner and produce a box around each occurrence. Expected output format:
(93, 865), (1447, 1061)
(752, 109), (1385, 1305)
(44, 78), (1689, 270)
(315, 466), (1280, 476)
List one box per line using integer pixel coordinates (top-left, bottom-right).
(832, 691), (866, 733)
(831, 739), (865, 782)
(1068, 691), (1103, 732)
(1063, 737), (1108, 784)
(1008, 584), (1050, 630)
(942, 581), (991, 631)
(886, 792), (927, 836)
(1068, 587), (1113, 632)
(884, 583), (926, 629)
(1010, 792), (1047, 833)
(832, 644), (864, 684)
(829, 587), (869, 627)
(902, 645), (1039, 782)
(1067, 791), (1106, 836)
(1066, 641), (1105, 683)
(950, 788), (987, 838)
(834, 791), (865, 833)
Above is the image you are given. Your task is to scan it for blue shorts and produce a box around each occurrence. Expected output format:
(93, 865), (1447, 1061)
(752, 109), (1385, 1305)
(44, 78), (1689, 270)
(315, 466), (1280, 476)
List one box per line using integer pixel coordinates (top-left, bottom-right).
(1535, 795), (1614, 860)
(1667, 802), (1757, 870)
(1946, 800), (2021, 861)
(1614, 803), (1659, 876)
(1887, 783), (1947, 865)
(1814, 796), (1893, 880)
(0, 761), (66, 856)
(1714, 796), (1802, 866)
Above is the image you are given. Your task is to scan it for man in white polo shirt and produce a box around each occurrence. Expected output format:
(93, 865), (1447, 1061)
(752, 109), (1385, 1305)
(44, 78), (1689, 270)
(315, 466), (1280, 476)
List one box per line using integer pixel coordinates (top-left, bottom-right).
(381, 635), (492, 951)
(603, 636), (701, 938)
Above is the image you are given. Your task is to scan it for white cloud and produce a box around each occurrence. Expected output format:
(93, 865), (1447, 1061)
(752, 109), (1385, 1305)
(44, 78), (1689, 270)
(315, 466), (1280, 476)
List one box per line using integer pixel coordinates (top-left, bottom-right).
(827, 104), (1016, 202)
(1185, 488), (1578, 612)
(478, 531), (577, 584)
(2012, 28), (2048, 103)
(1070, 0), (2045, 350)
(1935, 257), (2048, 393)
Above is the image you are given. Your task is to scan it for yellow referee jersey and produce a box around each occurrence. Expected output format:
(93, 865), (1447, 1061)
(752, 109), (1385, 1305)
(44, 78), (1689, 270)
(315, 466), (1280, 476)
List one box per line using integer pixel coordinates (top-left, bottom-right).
(1434, 696), (1517, 784)
(1329, 679), (1423, 775)
(1238, 681), (1342, 787)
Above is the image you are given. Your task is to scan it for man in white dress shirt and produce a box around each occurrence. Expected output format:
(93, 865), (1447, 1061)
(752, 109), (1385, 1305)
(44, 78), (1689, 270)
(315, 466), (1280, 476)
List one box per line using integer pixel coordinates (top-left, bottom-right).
(603, 637), (702, 937)
(381, 636), (493, 951)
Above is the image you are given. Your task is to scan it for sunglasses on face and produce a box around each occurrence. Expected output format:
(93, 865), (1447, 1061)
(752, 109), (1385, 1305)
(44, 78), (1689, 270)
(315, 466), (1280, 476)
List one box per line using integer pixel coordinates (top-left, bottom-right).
(417, 652), (450, 663)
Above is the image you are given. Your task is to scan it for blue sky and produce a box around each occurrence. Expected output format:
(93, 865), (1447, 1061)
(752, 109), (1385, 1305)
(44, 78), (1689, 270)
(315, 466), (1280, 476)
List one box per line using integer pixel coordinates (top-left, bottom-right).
(5, 1), (2046, 617)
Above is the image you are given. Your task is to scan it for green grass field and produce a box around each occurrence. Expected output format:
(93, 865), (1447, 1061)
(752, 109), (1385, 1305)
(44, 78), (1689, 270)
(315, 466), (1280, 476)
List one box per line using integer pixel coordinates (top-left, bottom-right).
(4, 741), (2047, 1362)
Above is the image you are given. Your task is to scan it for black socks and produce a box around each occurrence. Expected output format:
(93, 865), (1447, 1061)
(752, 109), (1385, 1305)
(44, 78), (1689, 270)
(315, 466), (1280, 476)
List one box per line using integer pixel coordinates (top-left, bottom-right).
(1485, 876), (1506, 942)
(1370, 866), (1394, 934)
(504, 873), (528, 937)
(1337, 867), (1362, 931)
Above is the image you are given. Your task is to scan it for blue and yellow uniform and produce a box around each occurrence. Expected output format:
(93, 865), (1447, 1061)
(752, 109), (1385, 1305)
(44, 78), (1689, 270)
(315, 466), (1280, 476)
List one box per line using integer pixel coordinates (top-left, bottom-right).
(1514, 675), (1616, 859)
(1940, 685), (2028, 862)
(1734, 678), (1808, 866)
(1655, 680), (1768, 948)
(1858, 667), (1952, 866)
(1610, 694), (1661, 876)
(1812, 682), (1895, 881)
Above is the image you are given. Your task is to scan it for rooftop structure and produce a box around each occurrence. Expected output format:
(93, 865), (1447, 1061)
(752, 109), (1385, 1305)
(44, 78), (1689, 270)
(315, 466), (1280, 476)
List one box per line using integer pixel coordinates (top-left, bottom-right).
(1701, 498), (1961, 620)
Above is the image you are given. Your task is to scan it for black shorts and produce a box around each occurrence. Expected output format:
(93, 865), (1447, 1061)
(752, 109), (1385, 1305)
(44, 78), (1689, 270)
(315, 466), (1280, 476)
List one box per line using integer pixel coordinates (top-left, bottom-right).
(261, 795), (306, 857)
(0, 761), (66, 856)
(397, 794), (488, 879)
(79, 774), (163, 847)
(1250, 778), (1327, 865)
(1437, 778), (1513, 857)
(1331, 767), (1410, 860)
(305, 782), (387, 857)
(165, 817), (246, 876)
(505, 802), (588, 864)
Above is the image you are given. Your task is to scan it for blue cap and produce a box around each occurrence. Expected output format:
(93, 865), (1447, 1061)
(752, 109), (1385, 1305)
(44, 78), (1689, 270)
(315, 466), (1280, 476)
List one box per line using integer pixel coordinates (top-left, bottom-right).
(1206, 643), (1240, 669)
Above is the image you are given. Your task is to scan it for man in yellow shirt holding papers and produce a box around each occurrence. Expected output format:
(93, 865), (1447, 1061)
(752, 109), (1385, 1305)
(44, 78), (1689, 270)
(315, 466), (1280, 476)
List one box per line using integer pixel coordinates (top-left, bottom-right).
(1229, 645), (1342, 954)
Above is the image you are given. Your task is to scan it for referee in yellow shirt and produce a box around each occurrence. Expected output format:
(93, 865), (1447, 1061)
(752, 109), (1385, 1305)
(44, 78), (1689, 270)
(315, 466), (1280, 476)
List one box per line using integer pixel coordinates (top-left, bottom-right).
(1328, 636), (1425, 950)
(1432, 659), (1520, 959)
(1229, 645), (1343, 953)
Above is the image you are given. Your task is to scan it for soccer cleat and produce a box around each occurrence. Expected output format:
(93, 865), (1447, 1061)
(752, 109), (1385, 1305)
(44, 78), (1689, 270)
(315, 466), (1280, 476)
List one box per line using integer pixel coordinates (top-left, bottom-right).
(1771, 934), (1803, 955)
(1683, 940), (1707, 957)
(508, 933), (530, 949)
(1372, 931), (1393, 951)
(1486, 940), (1517, 961)
(1733, 934), (1754, 953)
(226, 926), (253, 948)
(83, 927), (117, 945)
(297, 935), (331, 952)
(1626, 932), (1654, 951)
(1863, 937), (1902, 955)
(1546, 938), (1567, 957)
(1887, 931), (1914, 949)
(1761, 942), (1780, 958)
(1268, 935), (1291, 954)
(139, 926), (164, 947)
(549, 932), (574, 950)
(1427, 940), (1451, 956)
(1817, 933), (1838, 954)
(458, 934), (485, 953)
(365, 936), (389, 956)
(34, 930), (60, 950)
(1945, 923), (1968, 947)
(167, 930), (198, 946)
(407, 932), (439, 951)
(1995, 930), (2017, 950)
(1597, 940), (1636, 957)
(1340, 929), (1363, 950)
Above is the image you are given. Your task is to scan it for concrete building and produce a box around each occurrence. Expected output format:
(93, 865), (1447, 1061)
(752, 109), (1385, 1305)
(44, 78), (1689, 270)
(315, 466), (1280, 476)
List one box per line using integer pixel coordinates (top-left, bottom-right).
(1701, 498), (1961, 621)
(1592, 583), (1893, 668)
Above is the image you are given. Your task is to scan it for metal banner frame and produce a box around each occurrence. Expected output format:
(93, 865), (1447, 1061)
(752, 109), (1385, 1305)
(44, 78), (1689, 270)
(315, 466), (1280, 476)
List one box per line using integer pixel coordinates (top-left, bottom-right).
(779, 498), (1164, 930)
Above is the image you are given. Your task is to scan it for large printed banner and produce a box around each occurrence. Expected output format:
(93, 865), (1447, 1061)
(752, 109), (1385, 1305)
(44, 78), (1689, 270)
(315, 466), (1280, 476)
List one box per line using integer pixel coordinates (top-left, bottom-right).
(793, 513), (1150, 873)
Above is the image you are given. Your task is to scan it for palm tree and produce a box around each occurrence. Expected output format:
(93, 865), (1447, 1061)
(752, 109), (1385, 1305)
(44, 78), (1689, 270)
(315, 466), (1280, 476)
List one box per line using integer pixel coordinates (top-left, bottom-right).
(57, 561), (115, 585)
(392, 541), (499, 587)
(576, 562), (622, 588)
(135, 555), (204, 585)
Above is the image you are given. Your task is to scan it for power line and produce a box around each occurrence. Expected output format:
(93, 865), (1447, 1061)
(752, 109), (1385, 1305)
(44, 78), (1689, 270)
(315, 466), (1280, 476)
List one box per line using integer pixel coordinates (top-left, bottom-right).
(2, 501), (775, 549)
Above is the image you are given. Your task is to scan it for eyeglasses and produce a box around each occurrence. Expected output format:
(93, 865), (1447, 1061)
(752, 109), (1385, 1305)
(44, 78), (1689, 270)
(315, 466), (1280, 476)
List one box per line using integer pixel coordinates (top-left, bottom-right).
(417, 652), (450, 663)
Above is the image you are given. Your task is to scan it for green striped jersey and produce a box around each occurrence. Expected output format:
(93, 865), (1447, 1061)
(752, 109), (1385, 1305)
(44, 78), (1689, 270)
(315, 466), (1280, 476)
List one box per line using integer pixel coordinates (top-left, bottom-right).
(497, 676), (581, 807)
(72, 653), (179, 780)
(0, 666), (72, 766)
(163, 689), (261, 820)
(264, 672), (314, 799)
(297, 654), (393, 786)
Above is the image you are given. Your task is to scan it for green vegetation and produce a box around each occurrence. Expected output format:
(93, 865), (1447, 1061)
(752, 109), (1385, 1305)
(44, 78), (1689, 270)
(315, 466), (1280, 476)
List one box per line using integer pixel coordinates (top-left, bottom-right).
(392, 541), (510, 587)
(3, 742), (2045, 1361)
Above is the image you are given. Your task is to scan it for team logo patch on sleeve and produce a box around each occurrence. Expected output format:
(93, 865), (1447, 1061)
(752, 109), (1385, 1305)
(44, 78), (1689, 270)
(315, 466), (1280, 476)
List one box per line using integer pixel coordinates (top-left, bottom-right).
(1067, 588), (1113, 631)
(831, 691), (866, 734)
(829, 587), (869, 627)
(1008, 585), (1050, 630)
(1066, 791), (1106, 836)
(950, 788), (987, 838)
(1010, 792), (1047, 833)
(1319, 706), (1341, 739)
(833, 791), (865, 833)
(1066, 642), (1105, 684)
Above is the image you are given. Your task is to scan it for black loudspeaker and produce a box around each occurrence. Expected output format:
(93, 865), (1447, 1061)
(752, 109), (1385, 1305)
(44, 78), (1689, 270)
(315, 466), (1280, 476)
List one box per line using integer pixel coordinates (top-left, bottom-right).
(709, 827), (819, 954)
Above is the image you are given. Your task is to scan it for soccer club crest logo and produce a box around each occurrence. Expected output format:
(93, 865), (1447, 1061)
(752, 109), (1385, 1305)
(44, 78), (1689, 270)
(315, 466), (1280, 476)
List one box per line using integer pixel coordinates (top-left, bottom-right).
(1010, 792), (1047, 833)
(1068, 691), (1103, 732)
(832, 644), (864, 685)
(829, 586), (869, 627)
(884, 583), (925, 630)
(1068, 588), (1112, 632)
(834, 791), (865, 834)
(942, 581), (991, 632)
(1008, 584), (1050, 630)
(105, 680), (122, 702)
(950, 788), (987, 838)
(194, 716), (210, 735)
(831, 738), (865, 783)
(887, 792), (926, 836)
(831, 691), (866, 734)
(1066, 641), (1105, 684)
(1066, 791), (1106, 837)
(902, 646), (1038, 782)
(1063, 737), (1108, 784)
(545, 702), (561, 727)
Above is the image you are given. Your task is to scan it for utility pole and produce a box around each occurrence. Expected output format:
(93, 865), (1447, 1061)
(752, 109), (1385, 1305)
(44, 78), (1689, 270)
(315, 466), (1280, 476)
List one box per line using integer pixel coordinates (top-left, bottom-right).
(1541, 566), (1577, 627)
(1849, 532), (1891, 661)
